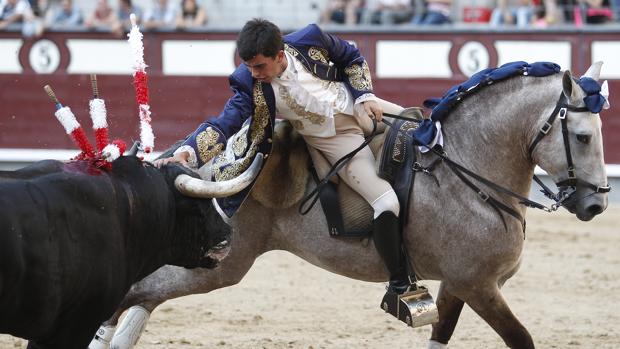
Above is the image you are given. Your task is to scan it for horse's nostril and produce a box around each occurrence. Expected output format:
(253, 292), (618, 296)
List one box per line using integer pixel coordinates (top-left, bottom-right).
(587, 204), (603, 216)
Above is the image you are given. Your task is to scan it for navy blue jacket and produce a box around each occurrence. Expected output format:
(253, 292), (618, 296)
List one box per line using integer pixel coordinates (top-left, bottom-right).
(182, 23), (374, 217)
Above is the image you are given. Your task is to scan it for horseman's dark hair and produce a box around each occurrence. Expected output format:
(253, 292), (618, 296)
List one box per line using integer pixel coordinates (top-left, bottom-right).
(236, 18), (283, 61)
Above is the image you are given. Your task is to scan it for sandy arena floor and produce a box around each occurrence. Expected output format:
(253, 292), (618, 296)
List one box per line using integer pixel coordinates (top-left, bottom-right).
(2, 206), (619, 349)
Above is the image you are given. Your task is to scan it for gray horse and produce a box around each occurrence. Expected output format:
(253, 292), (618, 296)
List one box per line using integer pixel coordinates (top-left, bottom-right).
(89, 63), (609, 349)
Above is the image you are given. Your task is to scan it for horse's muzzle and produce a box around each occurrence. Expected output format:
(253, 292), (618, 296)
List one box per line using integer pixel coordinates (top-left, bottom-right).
(573, 190), (608, 221)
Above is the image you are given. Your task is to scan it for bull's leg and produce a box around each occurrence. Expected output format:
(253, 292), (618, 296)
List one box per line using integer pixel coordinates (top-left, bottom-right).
(461, 284), (534, 349)
(428, 281), (465, 348)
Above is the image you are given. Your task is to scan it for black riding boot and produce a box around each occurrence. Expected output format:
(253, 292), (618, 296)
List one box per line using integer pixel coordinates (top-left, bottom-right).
(372, 211), (411, 295)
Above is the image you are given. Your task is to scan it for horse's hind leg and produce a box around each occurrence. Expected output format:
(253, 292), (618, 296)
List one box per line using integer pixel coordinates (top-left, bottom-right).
(429, 281), (465, 347)
(462, 284), (534, 349)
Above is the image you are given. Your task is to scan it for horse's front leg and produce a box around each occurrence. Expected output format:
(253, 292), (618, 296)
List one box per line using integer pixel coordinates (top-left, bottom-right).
(428, 281), (465, 348)
(461, 284), (534, 349)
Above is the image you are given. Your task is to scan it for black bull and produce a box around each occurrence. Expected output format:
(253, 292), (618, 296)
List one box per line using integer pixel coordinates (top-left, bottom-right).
(0, 157), (230, 349)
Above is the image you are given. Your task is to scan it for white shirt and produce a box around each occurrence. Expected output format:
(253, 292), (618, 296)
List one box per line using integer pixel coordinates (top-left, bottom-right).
(175, 51), (378, 168)
(272, 50), (375, 138)
(0, 0), (31, 20)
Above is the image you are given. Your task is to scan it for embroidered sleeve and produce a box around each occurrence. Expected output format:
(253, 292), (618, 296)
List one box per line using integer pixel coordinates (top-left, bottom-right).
(344, 61), (373, 91)
(316, 25), (374, 98)
(195, 126), (225, 164)
(181, 123), (226, 168)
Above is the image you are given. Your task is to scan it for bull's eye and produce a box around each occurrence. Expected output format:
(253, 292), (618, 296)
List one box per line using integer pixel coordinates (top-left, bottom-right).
(576, 134), (591, 144)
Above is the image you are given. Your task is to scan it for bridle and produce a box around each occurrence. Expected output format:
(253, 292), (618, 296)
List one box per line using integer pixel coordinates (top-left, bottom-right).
(299, 92), (611, 231)
(527, 93), (611, 209)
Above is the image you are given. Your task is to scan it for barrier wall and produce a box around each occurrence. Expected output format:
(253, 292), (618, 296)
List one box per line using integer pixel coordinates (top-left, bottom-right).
(0, 27), (619, 162)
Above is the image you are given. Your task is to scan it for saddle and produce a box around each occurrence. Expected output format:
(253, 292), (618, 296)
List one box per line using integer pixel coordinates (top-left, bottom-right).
(251, 108), (424, 238)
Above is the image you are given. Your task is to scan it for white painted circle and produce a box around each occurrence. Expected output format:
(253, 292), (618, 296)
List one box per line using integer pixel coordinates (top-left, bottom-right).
(29, 39), (61, 74)
(457, 41), (490, 77)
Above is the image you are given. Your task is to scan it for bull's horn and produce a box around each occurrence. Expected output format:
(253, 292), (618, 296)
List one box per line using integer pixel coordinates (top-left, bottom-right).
(174, 153), (264, 198)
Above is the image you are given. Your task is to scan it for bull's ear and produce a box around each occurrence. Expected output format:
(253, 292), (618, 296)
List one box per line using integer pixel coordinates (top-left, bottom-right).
(581, 61), (603, 81)
(562, 70), (579, 102)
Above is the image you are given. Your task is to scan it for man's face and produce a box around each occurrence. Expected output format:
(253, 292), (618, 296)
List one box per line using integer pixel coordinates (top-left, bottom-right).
(244, 51), (285, 83)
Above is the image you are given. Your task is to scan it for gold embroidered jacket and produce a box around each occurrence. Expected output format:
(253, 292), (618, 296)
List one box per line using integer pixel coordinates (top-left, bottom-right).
(181, 23), (374, 217)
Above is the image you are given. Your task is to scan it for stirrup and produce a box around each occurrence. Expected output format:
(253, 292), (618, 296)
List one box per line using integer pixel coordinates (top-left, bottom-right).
(380, 283), (439, 328)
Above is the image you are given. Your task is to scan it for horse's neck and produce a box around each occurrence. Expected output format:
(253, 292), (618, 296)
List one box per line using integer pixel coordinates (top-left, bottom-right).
(440, 76), (560, 197)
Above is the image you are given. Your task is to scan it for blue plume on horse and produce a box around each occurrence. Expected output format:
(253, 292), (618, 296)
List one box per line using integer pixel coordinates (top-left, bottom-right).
(578, 77), (606, 113)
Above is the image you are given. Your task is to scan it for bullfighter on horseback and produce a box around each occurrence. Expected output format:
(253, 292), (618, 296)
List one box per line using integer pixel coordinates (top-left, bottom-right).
(155, 18), (414, 297)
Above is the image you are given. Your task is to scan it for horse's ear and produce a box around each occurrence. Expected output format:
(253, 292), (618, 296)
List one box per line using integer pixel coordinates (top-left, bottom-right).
(562, 70), (578, 102)
(581, 61), (603, 81)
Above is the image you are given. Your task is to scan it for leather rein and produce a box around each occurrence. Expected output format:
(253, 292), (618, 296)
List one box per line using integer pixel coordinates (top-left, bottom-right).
(299, 93), (611, 230)
(383, 92), (610, 229)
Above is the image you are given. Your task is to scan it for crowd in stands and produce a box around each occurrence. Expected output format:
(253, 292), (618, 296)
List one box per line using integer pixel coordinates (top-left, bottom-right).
(0, 0), (208, 37)
(320, 0), (619, 26)
(1, 0), (619, 37)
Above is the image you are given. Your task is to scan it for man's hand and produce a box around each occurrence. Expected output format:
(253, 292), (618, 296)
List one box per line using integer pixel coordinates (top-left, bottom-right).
(153, 151), (190, 168)
(363, 100), (383, 123)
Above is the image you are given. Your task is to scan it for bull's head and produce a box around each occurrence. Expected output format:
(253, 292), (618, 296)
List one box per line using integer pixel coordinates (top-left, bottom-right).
(149, 154), (261, 269)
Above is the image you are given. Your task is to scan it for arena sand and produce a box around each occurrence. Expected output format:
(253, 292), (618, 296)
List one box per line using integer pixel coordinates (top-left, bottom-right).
(2, 205), (619, 348)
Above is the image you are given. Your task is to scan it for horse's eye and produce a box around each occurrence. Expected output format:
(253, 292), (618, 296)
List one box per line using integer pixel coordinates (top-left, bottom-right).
(576, 134), (591, 144)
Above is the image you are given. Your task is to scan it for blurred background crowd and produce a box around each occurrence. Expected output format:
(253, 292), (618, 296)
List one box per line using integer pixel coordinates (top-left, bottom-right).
(1, 0), (619, 38)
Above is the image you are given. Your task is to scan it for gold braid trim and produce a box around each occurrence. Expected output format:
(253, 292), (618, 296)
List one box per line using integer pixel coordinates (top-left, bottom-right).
(278, 86), (326, 125)
(196, 127), (224, 164)
(213, 82), (270, 181)
(284, 44), (299, 57)
(308, 46), (329, 64)
(344, 61), (373, 91)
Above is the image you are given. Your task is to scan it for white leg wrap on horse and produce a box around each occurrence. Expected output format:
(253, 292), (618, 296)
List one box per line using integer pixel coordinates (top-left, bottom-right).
(427, 339), (448, 349)
(371, 189), (400, 218)
(109, 306), (150, 349)
(87, 325), (116, 349)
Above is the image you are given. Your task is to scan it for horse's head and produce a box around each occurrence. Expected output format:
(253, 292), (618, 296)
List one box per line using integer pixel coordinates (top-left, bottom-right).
(530, 62), (610, 221)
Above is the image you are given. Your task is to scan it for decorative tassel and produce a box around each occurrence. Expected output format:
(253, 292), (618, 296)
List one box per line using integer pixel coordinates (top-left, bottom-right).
(89, 74), (110, 153)
(44, 85), (95, 159)
(101, 139), (127, 162)
(128, 13), (154, 153)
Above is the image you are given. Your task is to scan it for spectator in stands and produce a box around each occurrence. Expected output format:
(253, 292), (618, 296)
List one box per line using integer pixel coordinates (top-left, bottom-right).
(580, 0), (613, 23)
(23, 0), (51, 36)
(85, 0), (118, 30)
(49, 0), (83, 27)
(490, 0), (535, 26)
(116, 0), (141, 29)
(28, 0), (48, 18)
(143, 0), (179, 30)
(611, 0), (620, 20)
(319, 0), (363, 25)
(413, 0), (452, 25)
(176, 0), (207, 29)
(363, 0), (413, 25)
(0, 0), (32, 29)
(555, 0), (612, 24)
(0, 0), (47, 36)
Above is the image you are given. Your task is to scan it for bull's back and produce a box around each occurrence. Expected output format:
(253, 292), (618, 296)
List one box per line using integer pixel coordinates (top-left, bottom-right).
(0, 171), (129, 339)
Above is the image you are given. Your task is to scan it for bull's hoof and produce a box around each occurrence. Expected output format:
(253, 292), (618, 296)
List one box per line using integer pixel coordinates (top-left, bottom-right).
(380, 284), (439, 328)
